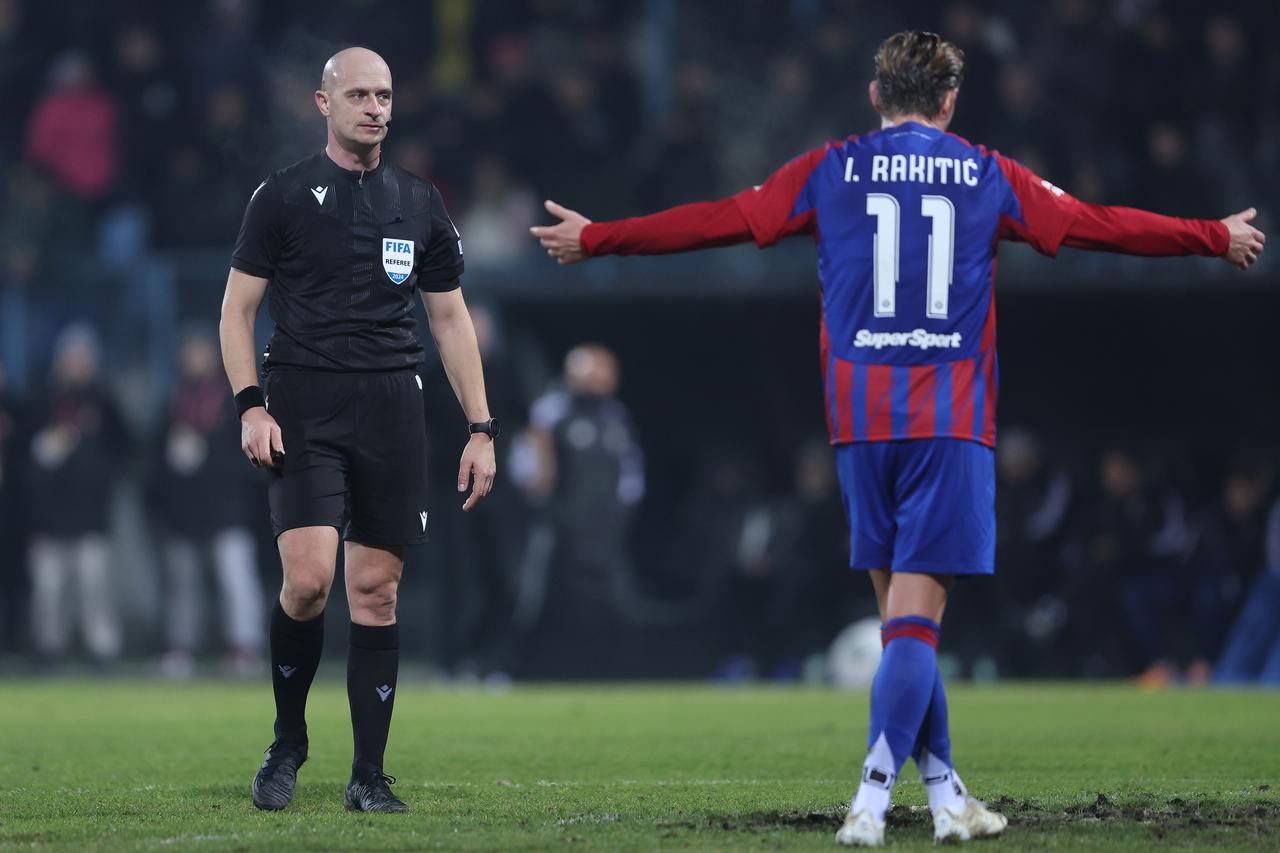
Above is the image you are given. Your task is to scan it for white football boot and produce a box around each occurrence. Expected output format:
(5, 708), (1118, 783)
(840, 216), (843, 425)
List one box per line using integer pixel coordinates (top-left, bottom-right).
(835, 809), (885, 847)
(932, 796), (1008, 841)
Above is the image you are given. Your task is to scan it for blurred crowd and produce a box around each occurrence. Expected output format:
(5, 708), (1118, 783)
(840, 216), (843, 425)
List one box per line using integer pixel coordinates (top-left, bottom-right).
(1, 321), (1277, 685)
(983, 434), (1280, 685)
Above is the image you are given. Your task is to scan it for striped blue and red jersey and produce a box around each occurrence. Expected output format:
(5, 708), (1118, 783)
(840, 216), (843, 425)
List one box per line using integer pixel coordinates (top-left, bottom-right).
(731, 122), (1080, 448)
(579, 121), (1227, 450)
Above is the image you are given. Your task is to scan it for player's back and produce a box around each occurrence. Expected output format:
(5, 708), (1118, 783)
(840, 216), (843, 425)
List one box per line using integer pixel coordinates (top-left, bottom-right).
(806, 122), (1021, 447)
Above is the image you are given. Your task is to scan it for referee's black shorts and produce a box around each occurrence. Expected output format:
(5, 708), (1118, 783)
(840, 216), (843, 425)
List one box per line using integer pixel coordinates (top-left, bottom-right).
(264, 368), (430, 547)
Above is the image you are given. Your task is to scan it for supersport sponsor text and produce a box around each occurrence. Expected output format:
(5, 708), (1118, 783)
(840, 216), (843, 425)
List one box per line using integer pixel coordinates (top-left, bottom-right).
(852, 329), (963, 350)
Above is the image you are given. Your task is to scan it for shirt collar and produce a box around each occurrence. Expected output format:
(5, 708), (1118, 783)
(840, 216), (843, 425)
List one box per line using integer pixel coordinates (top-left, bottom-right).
(320, 148), (385, 183)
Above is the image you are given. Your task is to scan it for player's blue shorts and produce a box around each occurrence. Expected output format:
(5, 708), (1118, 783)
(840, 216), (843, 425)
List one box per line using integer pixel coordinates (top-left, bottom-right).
(833, 438), (995, 575)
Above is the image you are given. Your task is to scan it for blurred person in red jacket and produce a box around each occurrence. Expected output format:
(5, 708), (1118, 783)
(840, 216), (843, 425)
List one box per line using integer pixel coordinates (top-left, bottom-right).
(24, 51), (119, 201)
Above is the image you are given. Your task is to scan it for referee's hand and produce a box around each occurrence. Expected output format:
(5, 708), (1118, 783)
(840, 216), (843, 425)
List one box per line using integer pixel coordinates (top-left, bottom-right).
(458, 434), (496, 511)
(241, 407), (285, 469)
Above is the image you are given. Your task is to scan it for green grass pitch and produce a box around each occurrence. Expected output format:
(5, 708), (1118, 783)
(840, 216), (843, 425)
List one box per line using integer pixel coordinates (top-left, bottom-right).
(1, 680), (1277, 850)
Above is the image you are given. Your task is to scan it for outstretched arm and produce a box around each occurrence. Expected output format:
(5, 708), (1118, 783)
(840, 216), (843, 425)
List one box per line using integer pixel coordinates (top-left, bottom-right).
(532, 145), (832, 263)
(531, 198), (753, 264)
(994, 154), (1265, 269)
(1062, 204), (1263, 270)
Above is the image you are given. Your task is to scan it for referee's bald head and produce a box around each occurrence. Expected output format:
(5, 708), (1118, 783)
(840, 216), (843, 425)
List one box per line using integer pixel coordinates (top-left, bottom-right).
(321, 47), (391, 93)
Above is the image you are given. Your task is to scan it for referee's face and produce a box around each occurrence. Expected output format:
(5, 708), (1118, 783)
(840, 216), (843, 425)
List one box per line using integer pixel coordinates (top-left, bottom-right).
(317, 49), (393, 151)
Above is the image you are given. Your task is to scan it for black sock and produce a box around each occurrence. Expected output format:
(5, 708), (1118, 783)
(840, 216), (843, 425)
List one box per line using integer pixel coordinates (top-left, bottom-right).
(347, 621), (400, 776)
(269, 601), (324, 747)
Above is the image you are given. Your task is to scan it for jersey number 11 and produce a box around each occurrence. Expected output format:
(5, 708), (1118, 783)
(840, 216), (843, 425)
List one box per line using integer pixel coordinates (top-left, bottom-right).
(867, 193), (956, 320)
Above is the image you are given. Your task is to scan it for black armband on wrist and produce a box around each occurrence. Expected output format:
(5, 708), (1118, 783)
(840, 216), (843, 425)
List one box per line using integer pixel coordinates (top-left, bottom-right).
(234, 385), (266, 418)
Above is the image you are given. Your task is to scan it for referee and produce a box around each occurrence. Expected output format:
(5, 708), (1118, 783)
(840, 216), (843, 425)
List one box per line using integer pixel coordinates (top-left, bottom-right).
(219, 47), (497, 813)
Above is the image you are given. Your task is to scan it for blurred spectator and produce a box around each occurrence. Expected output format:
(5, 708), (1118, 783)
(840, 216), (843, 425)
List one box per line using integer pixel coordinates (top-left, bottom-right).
(992, 62), (1054, 174)
(111, 21), (180, 198)
(1193, 14), (1258, 207)
(0, 166), (63, 392)
(545, 68), (613, 201)
(759, 54), (821, 162)
(578, 26), (643, 150)
(457, 156), (538, 269)
(152, 145), (220, 247)
(1117, 9), (1186, 137)
(678, 446), (768, 681)
(1196, 15), (1257, 142)
(201, 82), (266, 233)
(24, 52), (119, 202)
(510, 343), (644, 677)
(707, 439), (854, 681)
(1140, 121), (1214, 216)
(185, 0), (261, 102)
(1183, 459), (1275, 683)
(485, 34), (560, 195)
(941, 2), (1017, 138)
(1214, 496), (1280, 685)
(634, 60), (721, 210)
(1068, 447), (1186, 680)
(781, 440), (859, 659)
(24, 325), (126, 666)
(145, 330), (263, 679)
(989, 429), (1073, 675)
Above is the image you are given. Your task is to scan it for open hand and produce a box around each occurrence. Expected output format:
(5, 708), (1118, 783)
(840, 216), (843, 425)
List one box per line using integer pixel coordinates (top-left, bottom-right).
(1220, 207), (1265, 270)
(530, 200), (591, 264)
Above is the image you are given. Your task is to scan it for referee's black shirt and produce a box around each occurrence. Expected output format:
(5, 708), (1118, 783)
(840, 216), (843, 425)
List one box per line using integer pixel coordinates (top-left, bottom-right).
(231, 150), (464, 373)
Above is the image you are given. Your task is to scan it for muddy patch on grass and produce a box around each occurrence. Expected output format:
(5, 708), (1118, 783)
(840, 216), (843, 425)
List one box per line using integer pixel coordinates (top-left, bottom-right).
(657, 805), (845, 835)
(663, 793), (1280, 839)
(1050, 792), (1280, 837)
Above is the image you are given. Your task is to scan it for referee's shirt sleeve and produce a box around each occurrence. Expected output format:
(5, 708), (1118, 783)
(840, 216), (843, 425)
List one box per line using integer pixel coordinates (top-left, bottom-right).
(231, 177), (283, 277)
(417, 185), (464, 292)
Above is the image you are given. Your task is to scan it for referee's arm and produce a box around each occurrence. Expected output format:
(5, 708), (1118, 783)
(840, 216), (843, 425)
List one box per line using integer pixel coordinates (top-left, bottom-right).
(422, 288), (496, 511)
(220, 268), (284, 468)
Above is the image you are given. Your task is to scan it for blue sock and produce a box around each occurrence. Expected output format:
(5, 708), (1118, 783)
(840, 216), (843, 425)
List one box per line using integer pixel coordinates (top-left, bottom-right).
(868, 616), (940, 774)
(851, 615), (942, 820)
(907, 640), (970, 815)
(911, 668), (952, 768)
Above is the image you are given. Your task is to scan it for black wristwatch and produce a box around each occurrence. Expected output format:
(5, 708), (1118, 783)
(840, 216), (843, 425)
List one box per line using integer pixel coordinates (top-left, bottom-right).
(469, 418), (500, 440)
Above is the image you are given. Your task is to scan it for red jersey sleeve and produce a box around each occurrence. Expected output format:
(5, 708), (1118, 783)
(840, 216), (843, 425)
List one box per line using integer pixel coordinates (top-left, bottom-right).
(994, 154), (1081, 257)
(731, 144), (831, 248)
(1062, 203), (1229, 256)
(580, 198), (752, 257)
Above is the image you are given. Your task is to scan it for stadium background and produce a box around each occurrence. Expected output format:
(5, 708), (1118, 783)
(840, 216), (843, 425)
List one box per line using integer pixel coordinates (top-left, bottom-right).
(0, 0), (1277, 686)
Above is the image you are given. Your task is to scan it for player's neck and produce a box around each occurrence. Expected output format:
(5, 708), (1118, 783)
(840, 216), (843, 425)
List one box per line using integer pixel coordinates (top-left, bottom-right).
(325, 139), (381, 173)
(881, 114), (946, 131)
